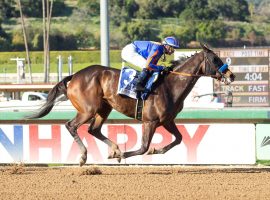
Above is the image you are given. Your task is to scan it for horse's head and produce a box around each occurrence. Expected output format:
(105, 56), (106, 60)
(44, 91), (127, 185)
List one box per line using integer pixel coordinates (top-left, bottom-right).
(200, 43), (235, 85)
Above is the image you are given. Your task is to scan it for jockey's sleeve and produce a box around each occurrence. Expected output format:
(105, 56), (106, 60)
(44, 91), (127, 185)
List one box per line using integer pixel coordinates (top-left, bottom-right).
(145, 48), (164, 72)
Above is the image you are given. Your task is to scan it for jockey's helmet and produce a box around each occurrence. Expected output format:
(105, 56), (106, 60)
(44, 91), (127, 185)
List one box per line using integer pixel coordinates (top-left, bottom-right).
(163, 36), (180, 48)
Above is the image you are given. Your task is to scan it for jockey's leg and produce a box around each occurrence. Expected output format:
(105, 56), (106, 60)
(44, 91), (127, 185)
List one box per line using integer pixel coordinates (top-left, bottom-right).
(121, 43), (153, 92)
(135, 68), (151, 91)
(121, 43), (146, 69)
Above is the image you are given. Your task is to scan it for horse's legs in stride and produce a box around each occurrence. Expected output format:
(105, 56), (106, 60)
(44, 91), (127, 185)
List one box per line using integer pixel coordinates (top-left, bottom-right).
(88, 108), (122, 161)
(65, 113), (92, 166)
(147, 121), (182, 155)
(122, 121), (158, 159)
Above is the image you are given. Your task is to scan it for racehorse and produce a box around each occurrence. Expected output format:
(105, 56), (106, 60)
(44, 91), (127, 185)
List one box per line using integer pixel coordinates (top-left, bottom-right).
(27, 44), (235, 166)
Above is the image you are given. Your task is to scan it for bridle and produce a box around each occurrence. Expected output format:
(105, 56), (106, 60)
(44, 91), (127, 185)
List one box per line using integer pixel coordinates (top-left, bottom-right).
(170, 52), (228, 80)
(203, 52), (229, 80)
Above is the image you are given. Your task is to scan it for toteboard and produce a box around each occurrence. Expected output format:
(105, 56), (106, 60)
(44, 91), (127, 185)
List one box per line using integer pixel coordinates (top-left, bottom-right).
(214, 49), (269, 107)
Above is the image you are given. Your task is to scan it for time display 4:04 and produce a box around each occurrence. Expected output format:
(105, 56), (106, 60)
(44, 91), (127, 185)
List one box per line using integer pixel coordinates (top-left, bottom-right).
(244, 72), (263, 81)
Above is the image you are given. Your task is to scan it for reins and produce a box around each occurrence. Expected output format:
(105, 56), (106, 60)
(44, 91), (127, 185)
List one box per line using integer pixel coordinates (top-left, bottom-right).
(169, 70), (218, 78)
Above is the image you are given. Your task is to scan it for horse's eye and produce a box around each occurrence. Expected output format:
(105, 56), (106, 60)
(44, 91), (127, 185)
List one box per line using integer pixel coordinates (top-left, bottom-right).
(213, 57), (218, 63)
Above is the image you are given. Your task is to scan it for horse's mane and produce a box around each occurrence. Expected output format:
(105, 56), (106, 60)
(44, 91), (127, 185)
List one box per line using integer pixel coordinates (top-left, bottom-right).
(170, 57), (188, 68)
(170, 52), (199, 69)
(170, 44), (214, 69)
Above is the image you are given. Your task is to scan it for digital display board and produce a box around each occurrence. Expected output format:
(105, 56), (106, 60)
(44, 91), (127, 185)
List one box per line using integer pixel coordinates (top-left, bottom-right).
(214, 49), (269, 107)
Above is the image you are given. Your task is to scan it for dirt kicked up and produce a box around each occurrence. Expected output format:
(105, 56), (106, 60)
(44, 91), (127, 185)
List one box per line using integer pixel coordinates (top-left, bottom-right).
(0, 164), (270, 200)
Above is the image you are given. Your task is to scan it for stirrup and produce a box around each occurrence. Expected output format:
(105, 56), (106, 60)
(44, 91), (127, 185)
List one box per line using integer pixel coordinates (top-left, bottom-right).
(135, 85), (145, 92)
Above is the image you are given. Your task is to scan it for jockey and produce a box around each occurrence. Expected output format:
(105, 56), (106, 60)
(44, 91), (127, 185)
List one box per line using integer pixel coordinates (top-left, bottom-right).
(121, 36), (180, 91)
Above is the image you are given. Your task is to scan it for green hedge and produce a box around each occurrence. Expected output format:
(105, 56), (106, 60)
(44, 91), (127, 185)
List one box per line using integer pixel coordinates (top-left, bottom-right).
(0, 50), (125, 72)
(0, 50), (122, 65)
(0, 50), (177, 73)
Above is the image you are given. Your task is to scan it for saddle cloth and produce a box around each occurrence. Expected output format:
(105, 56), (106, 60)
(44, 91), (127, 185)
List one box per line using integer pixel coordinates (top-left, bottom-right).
(117, 66), (159, 100)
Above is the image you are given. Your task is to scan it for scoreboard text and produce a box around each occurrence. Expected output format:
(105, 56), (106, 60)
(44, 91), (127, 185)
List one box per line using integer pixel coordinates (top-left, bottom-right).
(214, 49), (269, 107)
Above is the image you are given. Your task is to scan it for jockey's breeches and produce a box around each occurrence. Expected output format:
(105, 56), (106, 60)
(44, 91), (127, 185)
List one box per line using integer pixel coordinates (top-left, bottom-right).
(121, 43), (146, 69)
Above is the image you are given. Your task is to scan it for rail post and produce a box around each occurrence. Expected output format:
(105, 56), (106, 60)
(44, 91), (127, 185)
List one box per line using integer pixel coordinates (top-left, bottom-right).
(68, 55), (73, 75)
(10, 57), (25, 84)
(57, 55), (62, 81)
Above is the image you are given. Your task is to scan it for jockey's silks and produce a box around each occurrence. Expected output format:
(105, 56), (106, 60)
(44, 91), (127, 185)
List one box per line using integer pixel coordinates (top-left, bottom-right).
(132, 41), (165, 71)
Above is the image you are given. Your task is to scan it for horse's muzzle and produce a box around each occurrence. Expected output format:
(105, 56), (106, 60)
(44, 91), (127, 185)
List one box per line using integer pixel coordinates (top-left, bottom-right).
(218, 70), (235, 85)
(223, 72), (235, 85)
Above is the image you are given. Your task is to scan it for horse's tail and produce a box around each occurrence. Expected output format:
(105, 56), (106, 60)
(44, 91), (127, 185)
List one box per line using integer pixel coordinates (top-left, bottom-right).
(26, 75), (73, 119)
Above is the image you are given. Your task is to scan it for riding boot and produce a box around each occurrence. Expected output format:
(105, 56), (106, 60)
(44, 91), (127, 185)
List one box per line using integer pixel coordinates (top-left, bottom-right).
(135, 68), (150, 92)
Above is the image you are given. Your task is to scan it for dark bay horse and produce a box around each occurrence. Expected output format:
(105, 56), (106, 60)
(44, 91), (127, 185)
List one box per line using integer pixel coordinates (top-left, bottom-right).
(27, 44), (235, 166)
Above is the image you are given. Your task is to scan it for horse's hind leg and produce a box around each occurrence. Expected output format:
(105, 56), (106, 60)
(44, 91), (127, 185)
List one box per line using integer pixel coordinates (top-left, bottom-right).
(65, 113), (93, 166)
(147, 120), (182, 155)
(122, 121), (158, 159)
(88, 105), (122, 161)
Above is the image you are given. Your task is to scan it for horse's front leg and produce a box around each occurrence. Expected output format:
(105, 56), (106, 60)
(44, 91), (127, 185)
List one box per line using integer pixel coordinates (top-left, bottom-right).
(147, 120), (182, 155)
(122, 121), (158, 159)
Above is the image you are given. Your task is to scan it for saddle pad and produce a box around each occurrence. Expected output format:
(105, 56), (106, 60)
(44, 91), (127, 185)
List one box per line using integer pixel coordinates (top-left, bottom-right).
(117, 66), (159, 100)
(117, 66), (139, 99)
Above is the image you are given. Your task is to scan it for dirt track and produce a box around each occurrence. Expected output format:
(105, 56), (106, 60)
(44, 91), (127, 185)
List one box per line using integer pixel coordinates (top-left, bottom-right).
(0, 165), (270, 200)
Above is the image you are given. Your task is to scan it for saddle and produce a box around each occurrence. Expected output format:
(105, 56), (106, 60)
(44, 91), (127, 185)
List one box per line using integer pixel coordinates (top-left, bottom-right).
(117, 66), (160, 120)
(117, 66), (159, 100)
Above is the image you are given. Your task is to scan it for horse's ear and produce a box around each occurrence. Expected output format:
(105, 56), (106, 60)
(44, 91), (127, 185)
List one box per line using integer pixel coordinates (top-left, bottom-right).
(200, 42), (211, 52)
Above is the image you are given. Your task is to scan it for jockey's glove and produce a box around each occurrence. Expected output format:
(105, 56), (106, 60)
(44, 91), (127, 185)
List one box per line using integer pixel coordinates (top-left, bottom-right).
(162, 66), (173, 74)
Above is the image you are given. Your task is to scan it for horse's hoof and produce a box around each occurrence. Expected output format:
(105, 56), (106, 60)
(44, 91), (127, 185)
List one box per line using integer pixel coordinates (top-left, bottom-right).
(79, 156), (87, 166)
(147, 148), (156, 155)
(117, 157), (121, 163)
(79, 154), (87, 166)
(108, 151), (116, 159)
(79, 159), (86, 167)
(108, 149), (122, 159)
(108, 152), (117, 159)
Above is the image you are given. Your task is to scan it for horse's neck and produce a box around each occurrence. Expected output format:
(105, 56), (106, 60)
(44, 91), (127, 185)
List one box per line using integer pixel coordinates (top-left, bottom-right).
(174, 51), (204, 74)
(166, 52), (204, 104)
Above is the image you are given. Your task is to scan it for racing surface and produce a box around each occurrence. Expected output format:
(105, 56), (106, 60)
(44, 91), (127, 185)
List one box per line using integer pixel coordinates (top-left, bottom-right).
(0, 165), (270, 200)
